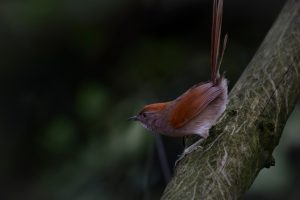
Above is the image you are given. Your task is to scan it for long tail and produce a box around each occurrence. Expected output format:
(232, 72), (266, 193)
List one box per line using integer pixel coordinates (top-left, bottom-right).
(211, 0), (228, 84)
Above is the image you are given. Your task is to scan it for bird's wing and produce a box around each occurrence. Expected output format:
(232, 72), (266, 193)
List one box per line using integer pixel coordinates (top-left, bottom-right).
(170, 84), (222, 129)
(175, 81), (212, 101)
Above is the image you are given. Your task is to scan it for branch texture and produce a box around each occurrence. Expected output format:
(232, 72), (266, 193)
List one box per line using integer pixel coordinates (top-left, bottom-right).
(162, 0), (300, 199)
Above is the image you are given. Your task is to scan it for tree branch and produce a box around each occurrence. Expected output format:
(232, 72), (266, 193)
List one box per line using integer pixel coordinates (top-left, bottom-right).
(161, 0), (300, 199)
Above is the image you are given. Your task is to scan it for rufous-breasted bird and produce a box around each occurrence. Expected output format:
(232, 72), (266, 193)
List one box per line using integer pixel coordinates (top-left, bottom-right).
(130, 0), (228, 157)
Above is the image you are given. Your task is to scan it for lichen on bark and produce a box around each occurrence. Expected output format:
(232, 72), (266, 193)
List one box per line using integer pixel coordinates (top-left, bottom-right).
(161, 0), (300, 199)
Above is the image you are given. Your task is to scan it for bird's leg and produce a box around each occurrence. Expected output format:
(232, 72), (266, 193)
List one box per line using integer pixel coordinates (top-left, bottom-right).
(183, 138), (205, 154)
(175, 132), (207, 167)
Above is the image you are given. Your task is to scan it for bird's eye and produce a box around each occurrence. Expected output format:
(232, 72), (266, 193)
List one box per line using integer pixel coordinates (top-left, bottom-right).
(142, 113), (147, 118)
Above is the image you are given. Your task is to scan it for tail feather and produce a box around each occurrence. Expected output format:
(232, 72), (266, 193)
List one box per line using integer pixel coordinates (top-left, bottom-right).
(211, 0), (227, 84)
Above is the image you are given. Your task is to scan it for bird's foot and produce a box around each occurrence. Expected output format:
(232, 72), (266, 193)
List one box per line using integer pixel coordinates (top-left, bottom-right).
(174, 138), (205, 167)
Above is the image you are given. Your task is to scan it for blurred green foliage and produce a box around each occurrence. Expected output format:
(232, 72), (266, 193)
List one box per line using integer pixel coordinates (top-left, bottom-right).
(75, 83), (109, 120)
(41, 116), (78, 154)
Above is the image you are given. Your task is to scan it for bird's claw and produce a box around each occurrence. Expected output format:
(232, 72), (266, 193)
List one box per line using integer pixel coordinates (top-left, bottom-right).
(174, 140), (204, 167)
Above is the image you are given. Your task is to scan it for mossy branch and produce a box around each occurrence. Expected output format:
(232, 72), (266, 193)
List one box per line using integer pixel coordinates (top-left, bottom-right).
(161, 0), (300, 199)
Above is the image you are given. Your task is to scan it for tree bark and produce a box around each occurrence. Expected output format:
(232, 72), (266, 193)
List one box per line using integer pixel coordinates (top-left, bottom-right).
(161, 0), (300, 199)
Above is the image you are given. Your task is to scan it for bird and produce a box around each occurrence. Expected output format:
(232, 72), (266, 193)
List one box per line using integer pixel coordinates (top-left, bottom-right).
(129, 0), (228, 158)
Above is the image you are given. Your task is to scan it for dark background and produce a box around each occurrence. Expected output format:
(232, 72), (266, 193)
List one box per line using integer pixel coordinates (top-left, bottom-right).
(0, 0), (299, 199)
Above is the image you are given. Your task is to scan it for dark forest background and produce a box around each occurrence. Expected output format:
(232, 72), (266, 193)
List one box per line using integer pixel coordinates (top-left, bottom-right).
(0, 0), (300, 199)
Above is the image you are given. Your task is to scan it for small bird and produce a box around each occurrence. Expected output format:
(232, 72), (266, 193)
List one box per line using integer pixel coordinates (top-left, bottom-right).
(130, 0), (228, 156)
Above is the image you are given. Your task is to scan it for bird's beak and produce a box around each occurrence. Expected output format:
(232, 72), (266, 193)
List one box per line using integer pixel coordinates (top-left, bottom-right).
(128, 116), (138, 121)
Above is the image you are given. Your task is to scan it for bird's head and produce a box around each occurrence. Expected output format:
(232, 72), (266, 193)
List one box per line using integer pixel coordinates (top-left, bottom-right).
(129, 102), (168, 131)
